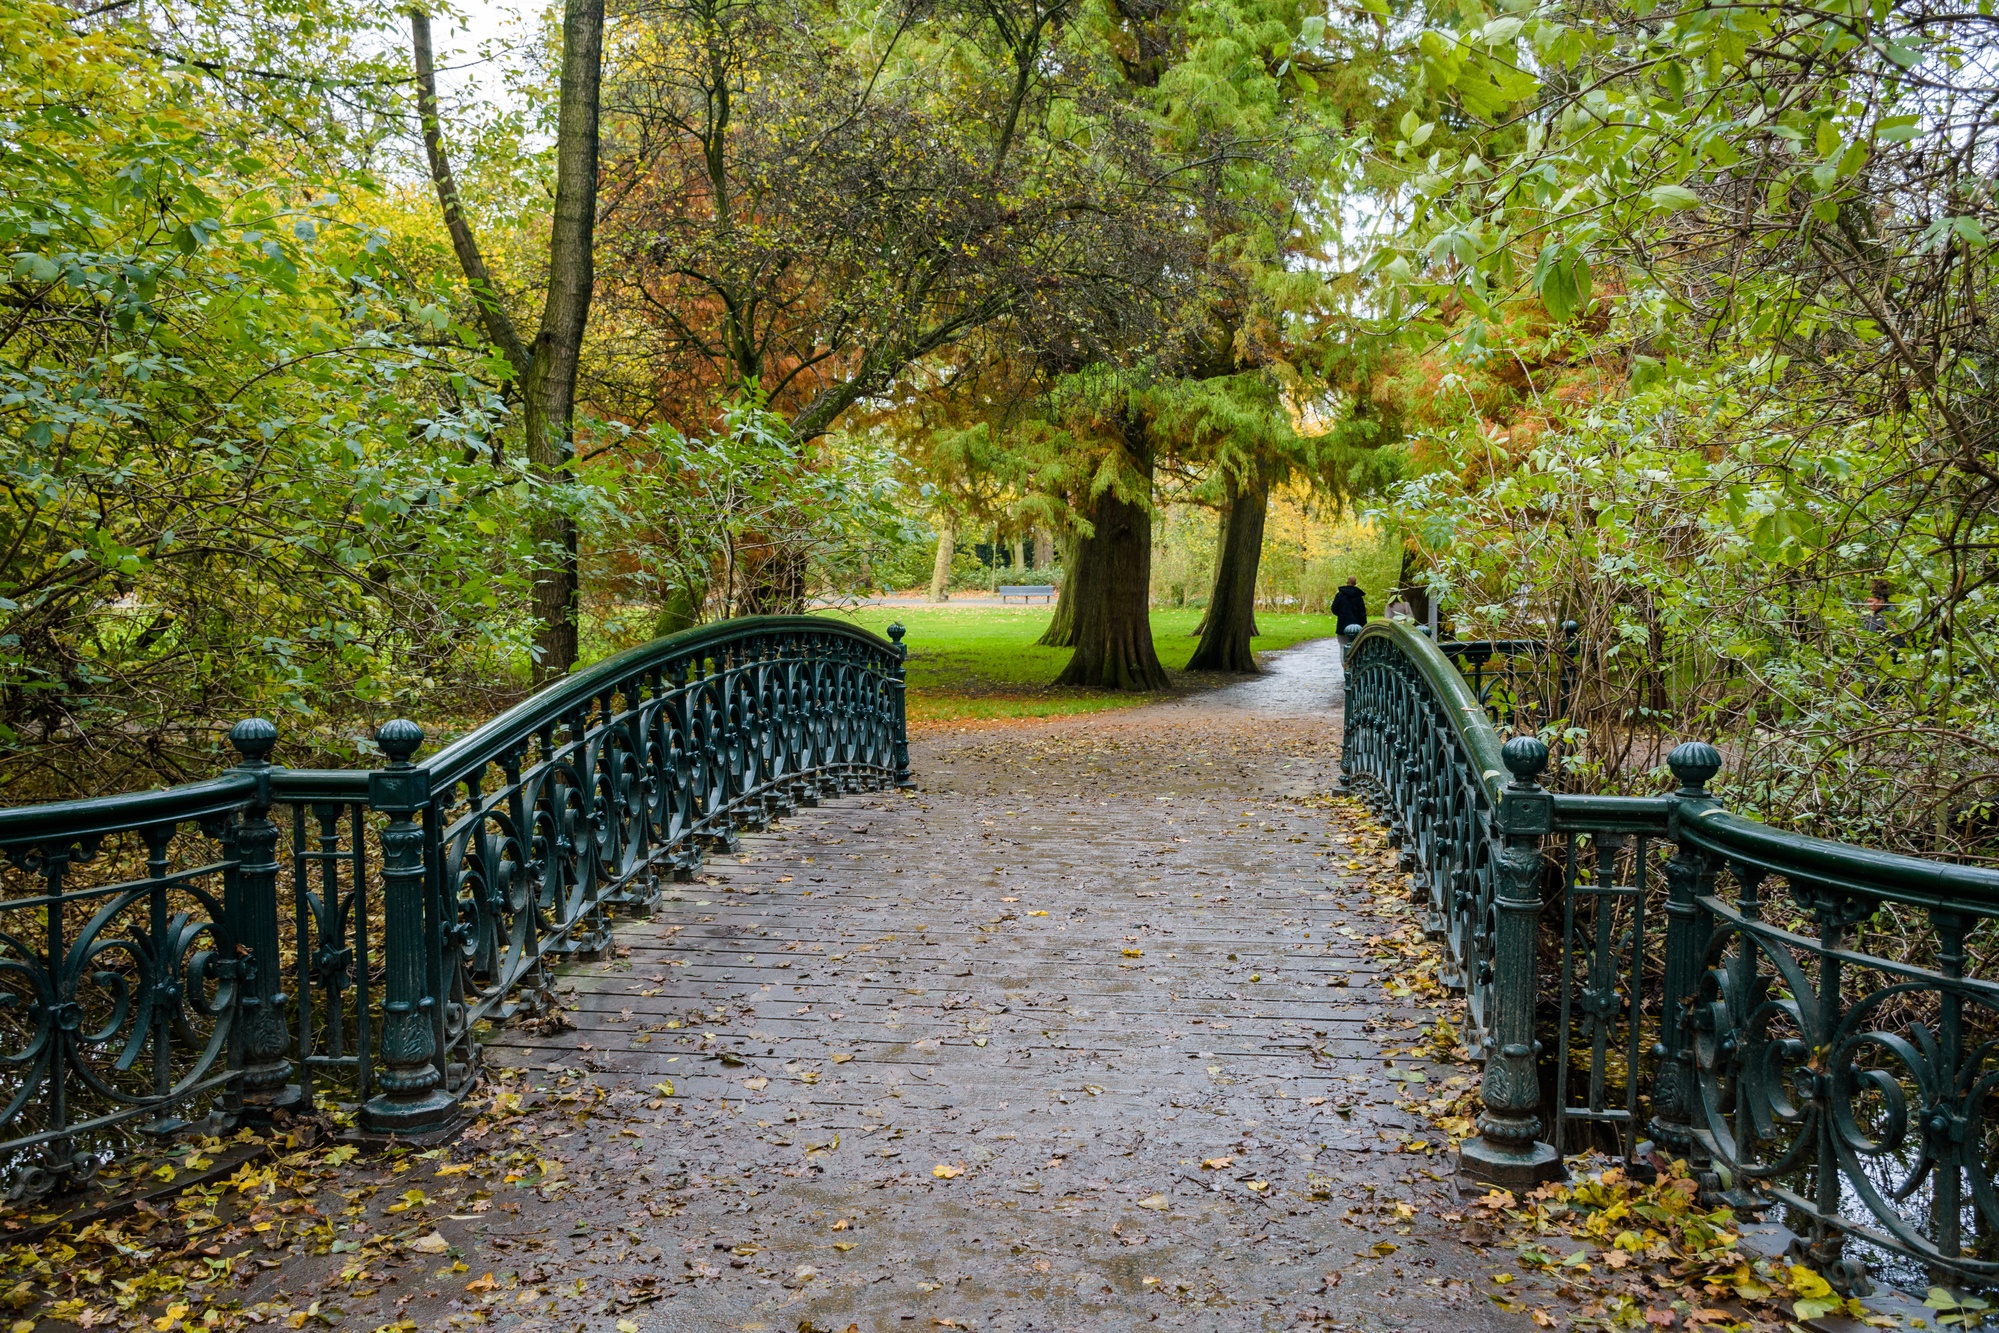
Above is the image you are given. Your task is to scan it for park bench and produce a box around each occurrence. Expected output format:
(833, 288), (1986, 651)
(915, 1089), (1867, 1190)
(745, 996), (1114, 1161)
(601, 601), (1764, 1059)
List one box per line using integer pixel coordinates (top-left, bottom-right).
(998, 584), (1056, 603)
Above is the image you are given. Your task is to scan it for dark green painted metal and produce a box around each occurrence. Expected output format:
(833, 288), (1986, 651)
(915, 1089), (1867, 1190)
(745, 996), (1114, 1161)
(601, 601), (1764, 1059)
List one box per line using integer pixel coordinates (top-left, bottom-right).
(1341, 620), (1999, 1290)
(0, 615), (909, 1193)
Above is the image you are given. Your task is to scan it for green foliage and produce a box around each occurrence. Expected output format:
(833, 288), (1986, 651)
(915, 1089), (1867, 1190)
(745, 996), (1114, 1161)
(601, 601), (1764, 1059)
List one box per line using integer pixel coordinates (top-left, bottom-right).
(0, 0), (532, 792)
(581, 403), (920, 648)
(1356, 0), (1999, 858)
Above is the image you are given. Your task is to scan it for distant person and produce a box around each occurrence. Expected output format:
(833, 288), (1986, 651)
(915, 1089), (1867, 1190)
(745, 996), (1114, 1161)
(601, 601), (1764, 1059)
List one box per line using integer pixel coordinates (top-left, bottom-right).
(1332, 577), (1368, 633)
(1862, 577), (1905, 659)
(1861, 578), (1891, 634)
(1386, 591), (1415, 621)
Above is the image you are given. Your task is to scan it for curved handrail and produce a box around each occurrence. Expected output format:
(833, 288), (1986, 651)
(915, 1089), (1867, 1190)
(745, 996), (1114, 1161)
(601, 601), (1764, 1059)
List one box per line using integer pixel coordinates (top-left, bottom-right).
(0, 772), (261, 849)
(1347, 619), (1512, 803)
(1679, 804), (1999, 913)
(421, 614), (898, 790)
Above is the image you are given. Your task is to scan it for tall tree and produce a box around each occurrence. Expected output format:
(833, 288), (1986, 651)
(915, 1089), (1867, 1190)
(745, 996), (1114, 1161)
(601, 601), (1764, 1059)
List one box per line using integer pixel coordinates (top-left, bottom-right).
(1187, 465), (1270, 671)
(1056, 430), (1170, 689)
(412, 1), (603, 680)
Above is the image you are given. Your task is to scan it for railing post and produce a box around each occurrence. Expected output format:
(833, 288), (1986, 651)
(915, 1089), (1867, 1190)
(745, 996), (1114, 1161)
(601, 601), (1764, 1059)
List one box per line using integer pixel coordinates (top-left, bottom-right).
(1335, 625), (1360, 792)
(887, 622), (913, 789)
(363, 719), (455, 1133)
(226, 718), (295, 1115)
(1460, 735), (1565, 1189)
(1651, 741), (1721, 1160)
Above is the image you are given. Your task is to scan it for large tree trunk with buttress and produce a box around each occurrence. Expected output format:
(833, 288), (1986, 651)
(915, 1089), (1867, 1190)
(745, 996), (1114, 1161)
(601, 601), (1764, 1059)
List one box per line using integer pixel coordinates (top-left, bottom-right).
(1055, 466), (1167, 691)
(1186, 472), (1268, 672)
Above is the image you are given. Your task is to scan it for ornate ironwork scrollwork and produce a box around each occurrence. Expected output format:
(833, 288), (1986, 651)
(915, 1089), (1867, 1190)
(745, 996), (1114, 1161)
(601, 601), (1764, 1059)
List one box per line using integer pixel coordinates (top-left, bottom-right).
(0, 615), (910, 1189)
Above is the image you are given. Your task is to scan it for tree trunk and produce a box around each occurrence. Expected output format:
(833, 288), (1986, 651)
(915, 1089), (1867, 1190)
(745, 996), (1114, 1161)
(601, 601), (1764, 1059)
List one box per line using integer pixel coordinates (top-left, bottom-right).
(522, 0), (601, 679)
(1056, 454), (1167, 691)
(928, 515), (954, 601)
(1037, 529), (1078, 646)
(1187, 471), (1268, 672)
(412, 0), (600, 683)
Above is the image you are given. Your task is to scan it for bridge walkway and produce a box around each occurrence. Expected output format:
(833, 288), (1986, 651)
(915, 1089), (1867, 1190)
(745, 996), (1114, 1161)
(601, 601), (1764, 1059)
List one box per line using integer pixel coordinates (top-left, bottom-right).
(290, 641), (1536, 1331)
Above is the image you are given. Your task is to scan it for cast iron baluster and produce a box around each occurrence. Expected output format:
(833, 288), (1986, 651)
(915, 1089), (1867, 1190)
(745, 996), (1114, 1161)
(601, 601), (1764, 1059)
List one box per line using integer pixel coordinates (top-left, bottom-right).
(365, 718), (453, 1132)
(1586, 834), (1627, 1141)
(349, 803), (374, 1102)
(1461, 734), (1564, 1188)
(1808, 880), (1849, 1269)
(1931, 907), (1969, 1272)
(227, 718), (293, 1112)
(1624, 838), (1647, 1160)
(1652, 741), (1720, 1159)
(309, 804), (351, 1070)
(291, 805), (314, 1112)
(144, 824), (176, 1117)
(36, 841), (77, 1193)
(888, 623), (913, 788)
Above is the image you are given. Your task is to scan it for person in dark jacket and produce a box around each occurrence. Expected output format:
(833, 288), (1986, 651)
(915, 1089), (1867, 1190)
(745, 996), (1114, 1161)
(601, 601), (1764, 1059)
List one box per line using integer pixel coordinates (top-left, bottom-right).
(1331, 577), (1368, 632)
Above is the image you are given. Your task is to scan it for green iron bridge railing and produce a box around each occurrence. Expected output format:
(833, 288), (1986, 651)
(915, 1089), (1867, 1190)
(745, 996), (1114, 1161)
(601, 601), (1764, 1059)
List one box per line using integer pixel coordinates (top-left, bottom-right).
(0, 616), (910, 1202)
(1340, 619), (1999, 1295)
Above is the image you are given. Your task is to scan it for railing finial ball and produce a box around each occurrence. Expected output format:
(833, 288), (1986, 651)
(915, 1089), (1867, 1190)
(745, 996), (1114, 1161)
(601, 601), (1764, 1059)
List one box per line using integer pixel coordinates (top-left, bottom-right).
(228, 717), (278, 767)
(376, 718), (426, 765)
(1500, 734), (1549, 787)
(1667, 740), (1722, 797)
(886, 622), (906, 644)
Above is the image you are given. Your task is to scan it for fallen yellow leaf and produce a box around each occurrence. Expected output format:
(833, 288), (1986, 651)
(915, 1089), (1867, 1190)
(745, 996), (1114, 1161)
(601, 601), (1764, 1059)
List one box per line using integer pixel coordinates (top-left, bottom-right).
(1201, 1157), (1234, 1169)
(1137, 1194), (1170, 1210)
(1029, 910), (1049, 917)
(830, 1053), (854, 1063)
(932, 1164), (963, 1179)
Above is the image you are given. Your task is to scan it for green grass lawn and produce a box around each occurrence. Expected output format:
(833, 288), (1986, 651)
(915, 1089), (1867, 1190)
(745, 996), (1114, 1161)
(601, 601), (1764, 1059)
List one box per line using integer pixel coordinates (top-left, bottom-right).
(819, 604), (1343, 723)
